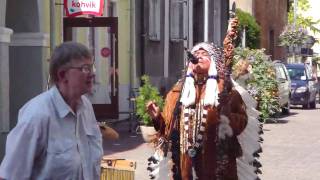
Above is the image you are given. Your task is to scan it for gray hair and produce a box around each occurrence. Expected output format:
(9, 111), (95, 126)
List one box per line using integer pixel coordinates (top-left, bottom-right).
(49, 41), (92, 83)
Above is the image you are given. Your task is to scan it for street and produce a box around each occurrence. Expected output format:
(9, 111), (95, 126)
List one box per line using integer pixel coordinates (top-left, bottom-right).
(260, 104), (320, 180)
(102, 103), (320, 180)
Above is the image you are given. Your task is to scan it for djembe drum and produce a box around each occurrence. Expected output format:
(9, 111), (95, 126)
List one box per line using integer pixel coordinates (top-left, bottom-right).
(100, 157), (136, 180)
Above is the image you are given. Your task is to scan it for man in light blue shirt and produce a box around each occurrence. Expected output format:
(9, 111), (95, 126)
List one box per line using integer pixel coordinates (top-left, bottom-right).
(0, 42), (103, 180)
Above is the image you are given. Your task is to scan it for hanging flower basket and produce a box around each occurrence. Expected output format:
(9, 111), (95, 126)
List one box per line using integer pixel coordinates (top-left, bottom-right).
(279, 25), (309, 47)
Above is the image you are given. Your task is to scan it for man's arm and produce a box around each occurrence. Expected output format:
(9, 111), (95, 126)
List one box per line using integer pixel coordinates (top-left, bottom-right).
(99, 124), (119, 140)
(0, 111), (45, 179)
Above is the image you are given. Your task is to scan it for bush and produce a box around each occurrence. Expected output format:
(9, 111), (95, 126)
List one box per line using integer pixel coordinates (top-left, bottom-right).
(233, 48), (280, 122)
(235, 8), (261, 49)
(135, 75), (164, 126)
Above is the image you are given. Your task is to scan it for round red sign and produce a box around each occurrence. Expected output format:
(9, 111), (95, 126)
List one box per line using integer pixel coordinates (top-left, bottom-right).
(101, 47), (111, 58)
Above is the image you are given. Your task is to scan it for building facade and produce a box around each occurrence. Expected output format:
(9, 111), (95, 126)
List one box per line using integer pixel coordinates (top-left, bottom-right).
(230, 0), (288, 61)
(254, 0), (288, 61)
(139, 0), (229, 93)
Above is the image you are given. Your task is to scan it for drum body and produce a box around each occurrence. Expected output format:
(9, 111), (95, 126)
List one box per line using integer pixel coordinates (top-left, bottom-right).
(101, 157), (136, 180)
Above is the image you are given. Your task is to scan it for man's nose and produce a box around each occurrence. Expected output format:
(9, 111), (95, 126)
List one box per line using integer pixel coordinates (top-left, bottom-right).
(89, 72), (95, 79)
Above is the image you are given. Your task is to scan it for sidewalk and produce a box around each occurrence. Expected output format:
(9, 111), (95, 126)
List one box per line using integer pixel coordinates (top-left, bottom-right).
(102, 121), (154, 180)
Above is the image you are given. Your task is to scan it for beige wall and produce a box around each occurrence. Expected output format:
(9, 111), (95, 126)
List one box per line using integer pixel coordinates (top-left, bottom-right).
(254, 0), (287, 60)
(118, 0), (131, 85)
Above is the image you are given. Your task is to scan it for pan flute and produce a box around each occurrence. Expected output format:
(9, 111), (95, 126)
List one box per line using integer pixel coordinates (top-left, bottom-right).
(101, 157), (136, 180)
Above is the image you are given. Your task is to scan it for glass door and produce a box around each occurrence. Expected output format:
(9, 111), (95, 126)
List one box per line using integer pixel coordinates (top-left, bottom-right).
(63, 17), (118, 119)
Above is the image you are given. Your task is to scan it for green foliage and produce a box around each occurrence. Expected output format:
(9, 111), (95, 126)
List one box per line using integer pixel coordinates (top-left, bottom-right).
(135, 75), (164, 126)
(313, 56), (320, 64)
(233, 48), (280, 122)
(235, 8), (261, 49)
(279, 25), (309, 46)
(288, 0), (320, 34)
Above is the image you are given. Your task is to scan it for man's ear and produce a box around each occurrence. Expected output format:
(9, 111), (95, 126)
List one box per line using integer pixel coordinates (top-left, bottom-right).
(57, 68), (68, 82)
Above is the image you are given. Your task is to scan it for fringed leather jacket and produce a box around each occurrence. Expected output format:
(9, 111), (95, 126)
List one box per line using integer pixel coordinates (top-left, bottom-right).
(152, 80), (247, 180)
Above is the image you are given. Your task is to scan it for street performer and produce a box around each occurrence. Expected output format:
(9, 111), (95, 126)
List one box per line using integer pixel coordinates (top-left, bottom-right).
(147, 18), (256, 177)
(145, 10), (263, 178)
(146, 41), (247, 180)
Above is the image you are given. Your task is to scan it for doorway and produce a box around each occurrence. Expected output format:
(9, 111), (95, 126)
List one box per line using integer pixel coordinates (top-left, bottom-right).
(63, 17), (119, 119)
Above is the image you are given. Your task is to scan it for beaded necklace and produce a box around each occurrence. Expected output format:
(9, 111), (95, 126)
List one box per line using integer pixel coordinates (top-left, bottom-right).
(180, 100), (207, 158)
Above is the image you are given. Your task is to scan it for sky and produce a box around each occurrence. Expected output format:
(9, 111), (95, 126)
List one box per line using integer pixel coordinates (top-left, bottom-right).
(304, 0), (320, 54)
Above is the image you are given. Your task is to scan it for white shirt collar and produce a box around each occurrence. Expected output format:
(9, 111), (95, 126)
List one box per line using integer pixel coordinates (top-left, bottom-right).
(50, 86), (84, 118)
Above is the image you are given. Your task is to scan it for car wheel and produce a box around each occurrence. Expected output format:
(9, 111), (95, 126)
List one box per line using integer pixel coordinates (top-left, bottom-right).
(302, 99), (310, 109)
(281, 101), (290, 115)
(310, 100), (316, 109)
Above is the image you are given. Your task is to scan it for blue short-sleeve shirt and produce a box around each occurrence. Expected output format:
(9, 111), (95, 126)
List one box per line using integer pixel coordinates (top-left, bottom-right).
(0, 86), (103, 180)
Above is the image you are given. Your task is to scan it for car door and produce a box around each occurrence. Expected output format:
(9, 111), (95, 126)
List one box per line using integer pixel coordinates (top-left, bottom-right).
(305, 65), (317, 102)
(275, 64), (290, 106)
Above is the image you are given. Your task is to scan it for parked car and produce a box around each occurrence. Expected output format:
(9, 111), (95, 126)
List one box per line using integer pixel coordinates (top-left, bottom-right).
(285, 63), (317, 109)
(273, 60), (291, 114)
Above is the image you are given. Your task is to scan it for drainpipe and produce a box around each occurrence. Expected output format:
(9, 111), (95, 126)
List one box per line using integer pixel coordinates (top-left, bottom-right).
(204, 0), (208, 41)
(50, 0), (56, 54)
(164, 0), (169, 78)
(129, 0), (134, 90)
(140, 0), (145, 77)
(188, 0), (193, 49)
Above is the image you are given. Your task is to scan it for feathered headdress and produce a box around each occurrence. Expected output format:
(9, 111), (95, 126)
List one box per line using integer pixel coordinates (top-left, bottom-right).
(180, 42), (225, 107)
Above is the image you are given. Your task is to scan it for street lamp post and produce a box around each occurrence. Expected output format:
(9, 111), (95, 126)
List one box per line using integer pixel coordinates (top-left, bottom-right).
(292, 0), (298, 62)
(293, 0), (297, 28)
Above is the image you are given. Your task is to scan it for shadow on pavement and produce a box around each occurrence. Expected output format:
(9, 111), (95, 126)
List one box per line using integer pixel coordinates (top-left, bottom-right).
(102, 121), (145, 155)
(290, 105), (320, 110)
(264, 110), (300, 124)
(265, 118), (289, 124)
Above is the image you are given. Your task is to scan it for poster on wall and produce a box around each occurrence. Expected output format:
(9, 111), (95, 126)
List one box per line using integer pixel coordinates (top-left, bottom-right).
(64, 0), (104, 17)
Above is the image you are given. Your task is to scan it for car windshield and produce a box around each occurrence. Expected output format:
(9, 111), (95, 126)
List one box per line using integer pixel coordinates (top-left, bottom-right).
(287, 68), (305, 80)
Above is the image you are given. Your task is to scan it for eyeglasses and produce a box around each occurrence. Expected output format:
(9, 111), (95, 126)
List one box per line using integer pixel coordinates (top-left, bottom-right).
(68, 63), (96, 73)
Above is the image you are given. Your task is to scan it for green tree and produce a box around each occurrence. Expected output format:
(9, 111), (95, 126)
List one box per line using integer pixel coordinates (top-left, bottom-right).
(288, 0), (320, 34)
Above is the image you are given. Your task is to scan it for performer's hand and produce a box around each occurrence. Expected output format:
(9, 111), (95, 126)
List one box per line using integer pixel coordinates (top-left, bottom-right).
(146, 101), (160, 119)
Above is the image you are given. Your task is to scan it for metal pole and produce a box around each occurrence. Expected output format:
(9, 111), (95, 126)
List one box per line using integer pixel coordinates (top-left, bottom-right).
(293, 0), (297, 28)
(242, 27), (246, 48)
(50, 0), (56, 55)
(293, 0), (297, 62)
